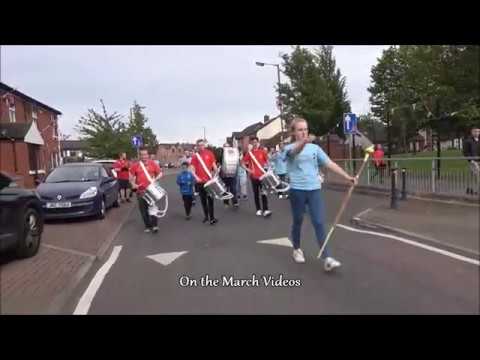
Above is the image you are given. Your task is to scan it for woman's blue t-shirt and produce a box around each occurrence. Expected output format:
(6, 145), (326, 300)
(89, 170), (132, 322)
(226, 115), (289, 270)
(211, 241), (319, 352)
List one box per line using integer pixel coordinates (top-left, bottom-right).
(283, 143), (330, 191)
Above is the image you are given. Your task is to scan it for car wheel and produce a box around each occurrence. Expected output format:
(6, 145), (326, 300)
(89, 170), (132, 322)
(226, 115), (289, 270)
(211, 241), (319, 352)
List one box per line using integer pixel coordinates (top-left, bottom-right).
(97, 198), (106, 219)
(16, 207), (42, 258)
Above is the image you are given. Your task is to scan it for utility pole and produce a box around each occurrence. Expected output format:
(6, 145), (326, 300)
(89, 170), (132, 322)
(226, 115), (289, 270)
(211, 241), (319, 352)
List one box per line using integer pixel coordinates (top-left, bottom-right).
(275, 64), (285, 143)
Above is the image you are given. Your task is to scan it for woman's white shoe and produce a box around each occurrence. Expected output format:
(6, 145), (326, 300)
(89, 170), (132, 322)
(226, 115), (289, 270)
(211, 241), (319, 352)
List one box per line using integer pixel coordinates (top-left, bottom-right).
(324, 257), (341, 272)
(292, 249), (306, 263)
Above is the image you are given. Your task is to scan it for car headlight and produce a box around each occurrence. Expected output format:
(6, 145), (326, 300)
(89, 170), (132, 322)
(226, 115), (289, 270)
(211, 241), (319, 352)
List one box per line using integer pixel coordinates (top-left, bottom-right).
(80, 187), (98, 199)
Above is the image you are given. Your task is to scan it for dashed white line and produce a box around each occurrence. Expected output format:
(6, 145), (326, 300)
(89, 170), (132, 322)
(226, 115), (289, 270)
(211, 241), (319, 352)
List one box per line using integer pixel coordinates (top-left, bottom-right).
(337, 224), (480, 266)
(73, 246), (123, 315)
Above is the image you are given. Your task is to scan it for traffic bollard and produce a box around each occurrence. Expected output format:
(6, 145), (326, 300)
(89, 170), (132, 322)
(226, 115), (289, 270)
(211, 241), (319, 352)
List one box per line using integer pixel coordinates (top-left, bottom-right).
(390, 168), (398, 209)
(401, 168), (407, 200)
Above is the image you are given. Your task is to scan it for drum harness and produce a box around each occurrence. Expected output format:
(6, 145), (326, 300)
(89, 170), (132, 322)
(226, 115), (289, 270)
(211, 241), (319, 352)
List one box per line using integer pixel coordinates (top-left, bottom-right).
(248, 150), (289, 194)
(195, 152), (233, 200)
(139, 160), (168, 218)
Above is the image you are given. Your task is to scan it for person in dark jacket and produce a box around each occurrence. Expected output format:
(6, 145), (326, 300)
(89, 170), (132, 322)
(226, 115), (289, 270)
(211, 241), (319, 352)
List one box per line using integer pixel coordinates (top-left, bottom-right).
(463, 126), (480, 195)
(176, 162), (196, 220)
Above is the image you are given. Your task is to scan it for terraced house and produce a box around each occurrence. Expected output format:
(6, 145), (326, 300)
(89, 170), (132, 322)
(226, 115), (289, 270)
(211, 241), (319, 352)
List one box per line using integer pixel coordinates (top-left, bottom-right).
(0, 82), (62, 188)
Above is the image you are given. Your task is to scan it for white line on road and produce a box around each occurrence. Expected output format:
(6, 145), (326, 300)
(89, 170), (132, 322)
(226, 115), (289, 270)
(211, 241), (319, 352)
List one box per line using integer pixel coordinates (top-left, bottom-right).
(146, 251), (188, 266)
(354, 208), (373, 219)
(41, 243), (95, 259)
(73, 245), (123, 315)
(257, 238), (293, 247)
(337, 224), (480, 266)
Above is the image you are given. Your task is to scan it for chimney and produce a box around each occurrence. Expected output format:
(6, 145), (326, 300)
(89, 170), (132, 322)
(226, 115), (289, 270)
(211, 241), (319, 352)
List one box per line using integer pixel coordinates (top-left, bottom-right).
(264, 115), (270, 123)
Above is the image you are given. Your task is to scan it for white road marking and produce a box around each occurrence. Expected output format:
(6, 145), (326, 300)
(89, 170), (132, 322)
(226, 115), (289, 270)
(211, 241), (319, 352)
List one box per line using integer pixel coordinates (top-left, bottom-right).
(41, 243), (95, 259)
(354, 208), (373, 219)
(73, 246), (123, 315)
(146, 251), (188, 266)
(257, 238), (293, 248)
(337, 224), (480, 266)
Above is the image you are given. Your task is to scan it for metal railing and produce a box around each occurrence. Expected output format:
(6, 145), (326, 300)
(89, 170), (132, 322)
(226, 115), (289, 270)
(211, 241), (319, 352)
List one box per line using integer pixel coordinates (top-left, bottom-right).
(325, 157), (480, 198)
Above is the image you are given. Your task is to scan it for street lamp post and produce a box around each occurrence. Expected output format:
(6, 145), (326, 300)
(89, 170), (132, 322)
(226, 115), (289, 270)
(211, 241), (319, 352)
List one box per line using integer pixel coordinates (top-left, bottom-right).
(256, 61), (285, 142)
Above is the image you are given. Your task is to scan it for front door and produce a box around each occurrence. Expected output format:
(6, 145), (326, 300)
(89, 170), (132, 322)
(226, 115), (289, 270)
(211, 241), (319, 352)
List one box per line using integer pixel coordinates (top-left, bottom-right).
(28, 144), (40, 184)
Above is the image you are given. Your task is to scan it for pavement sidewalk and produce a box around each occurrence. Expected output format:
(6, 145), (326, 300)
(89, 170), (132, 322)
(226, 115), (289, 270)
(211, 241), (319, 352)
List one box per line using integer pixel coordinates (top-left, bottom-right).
(351, 198), (479, 259)
(0, 201), (135, 315)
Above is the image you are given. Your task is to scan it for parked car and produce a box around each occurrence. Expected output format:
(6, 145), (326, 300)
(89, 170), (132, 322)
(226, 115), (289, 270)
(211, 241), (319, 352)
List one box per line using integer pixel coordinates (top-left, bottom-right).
(36, 163), (119, 220)
(93, 159), (117, 177)
(0, 172), (44, 258)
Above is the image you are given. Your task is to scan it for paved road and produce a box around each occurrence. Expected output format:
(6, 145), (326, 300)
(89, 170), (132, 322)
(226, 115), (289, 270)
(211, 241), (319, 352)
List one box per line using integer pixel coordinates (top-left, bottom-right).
(63, 174), (479, 314)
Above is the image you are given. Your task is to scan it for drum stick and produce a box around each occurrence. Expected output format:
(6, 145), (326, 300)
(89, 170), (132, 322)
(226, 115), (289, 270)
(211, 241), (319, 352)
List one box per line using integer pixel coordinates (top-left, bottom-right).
(317, 146), (374, 259)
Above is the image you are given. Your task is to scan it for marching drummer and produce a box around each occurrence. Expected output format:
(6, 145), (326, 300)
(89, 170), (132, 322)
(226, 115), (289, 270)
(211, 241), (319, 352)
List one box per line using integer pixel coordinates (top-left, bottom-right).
(220, 142), (239, 208)
(129, 148), (163, 234)
(189, 139), (219, 225)
(283, 118), (356, 271)
(241, 136), (272, 217)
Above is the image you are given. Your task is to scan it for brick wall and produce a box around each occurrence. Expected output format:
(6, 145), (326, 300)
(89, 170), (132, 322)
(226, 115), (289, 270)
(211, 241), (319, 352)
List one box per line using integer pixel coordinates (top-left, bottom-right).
(156, 144), (195, 165)
(0, 91), (61, 188)
(0, 141), (30, 188)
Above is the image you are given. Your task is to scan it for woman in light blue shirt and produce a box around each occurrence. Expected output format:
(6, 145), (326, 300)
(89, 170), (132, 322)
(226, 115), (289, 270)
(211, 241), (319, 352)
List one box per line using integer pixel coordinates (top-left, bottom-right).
(283, 118), (357, 272)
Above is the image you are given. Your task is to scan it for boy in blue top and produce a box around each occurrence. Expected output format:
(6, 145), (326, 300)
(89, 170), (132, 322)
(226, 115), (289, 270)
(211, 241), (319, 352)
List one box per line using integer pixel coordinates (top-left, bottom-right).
(176, 161), (196, 220)
(283, 118), (357, 272)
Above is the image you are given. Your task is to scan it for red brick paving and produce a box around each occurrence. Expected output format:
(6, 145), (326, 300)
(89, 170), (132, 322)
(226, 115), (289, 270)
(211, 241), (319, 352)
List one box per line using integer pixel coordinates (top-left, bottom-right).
(0, 202), (134, 314)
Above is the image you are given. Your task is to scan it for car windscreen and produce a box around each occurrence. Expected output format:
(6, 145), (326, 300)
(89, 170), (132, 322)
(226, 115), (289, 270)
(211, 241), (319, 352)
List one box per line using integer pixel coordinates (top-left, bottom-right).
(45, 166), (100, 183)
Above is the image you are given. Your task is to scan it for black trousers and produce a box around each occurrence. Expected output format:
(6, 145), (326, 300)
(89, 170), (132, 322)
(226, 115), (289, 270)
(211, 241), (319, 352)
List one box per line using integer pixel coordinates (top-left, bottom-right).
(138, 195), (158, 228)
(251, 178), (268, 211)
(222, 176), (238, 205)
(118, 179), (130, 199)
(198, 184), (215, 220)
(182, 195), (193, 216)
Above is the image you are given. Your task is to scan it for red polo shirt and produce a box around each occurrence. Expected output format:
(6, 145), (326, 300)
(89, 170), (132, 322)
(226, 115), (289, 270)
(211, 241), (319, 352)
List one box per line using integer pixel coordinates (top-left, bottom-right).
(130, 160), (162, 193)
(243, 148), (268, 180)
(190, 150), (216, 184)
(113, 159), (131, 180)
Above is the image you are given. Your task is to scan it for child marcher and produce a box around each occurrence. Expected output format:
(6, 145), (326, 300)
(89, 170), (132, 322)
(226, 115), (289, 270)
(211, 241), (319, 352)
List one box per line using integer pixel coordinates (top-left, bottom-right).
(176, 161), (196, 220)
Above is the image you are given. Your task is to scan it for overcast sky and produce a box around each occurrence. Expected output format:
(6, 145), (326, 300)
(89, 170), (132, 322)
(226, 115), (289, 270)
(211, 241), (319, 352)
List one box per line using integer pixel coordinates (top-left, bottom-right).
(1, 45), (388, 146)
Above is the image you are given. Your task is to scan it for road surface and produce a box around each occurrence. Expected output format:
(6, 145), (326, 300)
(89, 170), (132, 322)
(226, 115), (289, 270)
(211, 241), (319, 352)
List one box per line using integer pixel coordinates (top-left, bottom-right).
(63, 174), (479, 314)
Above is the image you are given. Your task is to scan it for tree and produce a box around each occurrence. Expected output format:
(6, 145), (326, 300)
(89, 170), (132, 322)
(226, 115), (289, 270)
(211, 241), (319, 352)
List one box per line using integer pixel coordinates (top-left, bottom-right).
(314, 46), (352, 136)
(370, 45), (480, 148)
(127, 101), (159, 156)
(279, 46), (351, 138)
(75, 100), (130, 159)
(357, 113), (387, 145)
